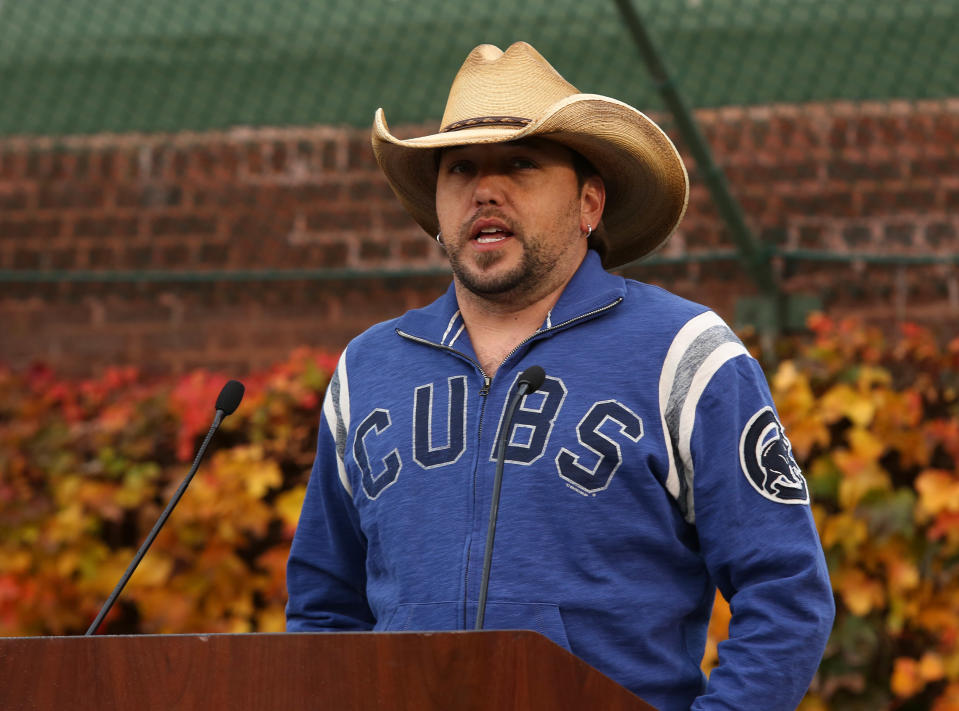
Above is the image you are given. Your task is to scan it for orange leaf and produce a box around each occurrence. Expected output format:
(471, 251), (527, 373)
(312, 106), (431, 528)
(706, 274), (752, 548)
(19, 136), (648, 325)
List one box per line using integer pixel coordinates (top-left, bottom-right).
(916, 470), (959, 518)
(821, 512), (868, 556)
(892, 657), (924, 697)
(881, 551), (919, 595)
(836, 567), (885, 616)
(700, 592), (730, 676)
(929, 512), (959, 546)
(932, 682), (959, 711)
(920, 652), (946, 683)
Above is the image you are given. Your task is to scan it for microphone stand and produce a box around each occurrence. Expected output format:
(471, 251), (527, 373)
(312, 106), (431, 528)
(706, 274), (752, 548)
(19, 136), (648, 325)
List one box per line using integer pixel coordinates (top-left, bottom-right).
(474, 366), (544, 630)
(85, 380), (244, 635)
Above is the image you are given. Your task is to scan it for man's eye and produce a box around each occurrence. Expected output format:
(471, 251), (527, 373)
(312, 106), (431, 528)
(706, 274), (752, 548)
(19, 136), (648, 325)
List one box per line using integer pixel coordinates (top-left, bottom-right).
(447, 161), (472, 174)
(510, 157), (536, 169)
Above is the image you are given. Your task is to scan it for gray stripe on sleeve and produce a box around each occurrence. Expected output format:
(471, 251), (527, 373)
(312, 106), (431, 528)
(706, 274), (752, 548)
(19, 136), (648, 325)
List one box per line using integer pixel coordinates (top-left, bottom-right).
(328, 366), (347, 463)
(664, 323), (742, 521)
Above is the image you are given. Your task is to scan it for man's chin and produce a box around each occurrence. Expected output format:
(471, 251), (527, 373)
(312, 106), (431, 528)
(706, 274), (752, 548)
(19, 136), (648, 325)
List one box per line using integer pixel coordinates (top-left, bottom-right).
(451, 260), (527, 298)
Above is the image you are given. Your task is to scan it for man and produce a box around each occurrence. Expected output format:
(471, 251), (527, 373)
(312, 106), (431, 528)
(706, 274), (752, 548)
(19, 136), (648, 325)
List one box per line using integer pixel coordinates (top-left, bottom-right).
(287, 42), (834, 711)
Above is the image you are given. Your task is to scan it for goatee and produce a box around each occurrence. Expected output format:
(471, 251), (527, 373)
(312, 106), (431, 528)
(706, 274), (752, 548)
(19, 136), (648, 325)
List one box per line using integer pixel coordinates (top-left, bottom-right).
(447, 232), (558, 300)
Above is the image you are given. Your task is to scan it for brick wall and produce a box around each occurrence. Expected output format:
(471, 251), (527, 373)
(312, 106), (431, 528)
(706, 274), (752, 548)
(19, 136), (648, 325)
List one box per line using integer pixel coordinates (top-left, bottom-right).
(627, 101), (959, 326)
(1, 101), (957, 376)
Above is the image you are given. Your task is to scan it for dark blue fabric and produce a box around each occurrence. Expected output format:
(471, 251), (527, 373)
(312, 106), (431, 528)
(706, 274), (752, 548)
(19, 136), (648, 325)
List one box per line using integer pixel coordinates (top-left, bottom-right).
(286, 251), (835, 711)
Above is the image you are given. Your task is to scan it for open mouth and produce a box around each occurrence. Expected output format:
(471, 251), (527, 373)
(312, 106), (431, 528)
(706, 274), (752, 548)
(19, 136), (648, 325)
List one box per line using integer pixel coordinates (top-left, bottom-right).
(475, 227), (512, 244)
(471, 218), (514, 246)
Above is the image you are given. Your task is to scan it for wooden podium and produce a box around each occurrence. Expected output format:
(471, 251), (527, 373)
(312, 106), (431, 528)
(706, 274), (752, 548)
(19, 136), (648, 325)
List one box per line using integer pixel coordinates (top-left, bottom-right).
(0, 631), (656, 710)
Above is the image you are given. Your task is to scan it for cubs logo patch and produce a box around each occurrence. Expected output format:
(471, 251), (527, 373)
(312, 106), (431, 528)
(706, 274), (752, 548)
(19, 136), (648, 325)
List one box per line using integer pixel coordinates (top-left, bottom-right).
(739, 407), (809, 505)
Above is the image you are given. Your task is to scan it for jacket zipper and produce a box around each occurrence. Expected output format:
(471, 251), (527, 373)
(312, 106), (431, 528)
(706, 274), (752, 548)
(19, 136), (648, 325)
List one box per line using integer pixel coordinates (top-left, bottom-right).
(394, 331), (491, 628)
(465, 374), (491, 626)
(395, 296), (622, 627)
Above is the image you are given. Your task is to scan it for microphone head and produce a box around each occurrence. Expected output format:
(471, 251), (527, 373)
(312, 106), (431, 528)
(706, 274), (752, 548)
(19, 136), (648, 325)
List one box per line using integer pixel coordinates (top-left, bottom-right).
(215, 379), (245, 416)
(517, 365), (546, 394)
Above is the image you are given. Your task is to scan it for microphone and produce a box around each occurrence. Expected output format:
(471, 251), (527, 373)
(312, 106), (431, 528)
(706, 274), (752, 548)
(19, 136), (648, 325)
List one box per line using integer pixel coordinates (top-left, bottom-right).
(85, 379), (245, 635)
(215, 379), (245, 416)
(475, 365), (546, 630)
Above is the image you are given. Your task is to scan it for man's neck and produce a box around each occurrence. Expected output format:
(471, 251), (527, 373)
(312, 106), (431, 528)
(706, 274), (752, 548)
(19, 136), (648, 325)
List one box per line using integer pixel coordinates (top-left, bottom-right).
(453, 272), (572, 378)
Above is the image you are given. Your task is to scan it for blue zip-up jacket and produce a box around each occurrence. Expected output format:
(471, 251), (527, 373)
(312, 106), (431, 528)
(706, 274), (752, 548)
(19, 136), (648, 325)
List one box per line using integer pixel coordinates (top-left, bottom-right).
(287, 251), (835, 711)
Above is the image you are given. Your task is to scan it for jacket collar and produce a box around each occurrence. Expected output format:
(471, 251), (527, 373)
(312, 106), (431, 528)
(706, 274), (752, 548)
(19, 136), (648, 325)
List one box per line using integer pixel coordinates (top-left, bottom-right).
(395, 250), (626, 348)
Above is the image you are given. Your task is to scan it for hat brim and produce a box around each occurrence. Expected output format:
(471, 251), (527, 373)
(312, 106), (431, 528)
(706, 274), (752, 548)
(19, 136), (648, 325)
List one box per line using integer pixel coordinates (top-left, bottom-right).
(371, 94), (689, 269)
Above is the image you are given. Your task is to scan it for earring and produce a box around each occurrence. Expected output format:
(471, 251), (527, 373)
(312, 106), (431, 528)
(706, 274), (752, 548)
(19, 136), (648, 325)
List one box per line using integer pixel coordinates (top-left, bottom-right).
(435, 231), (443, 244)
(585, 224), (592, 239)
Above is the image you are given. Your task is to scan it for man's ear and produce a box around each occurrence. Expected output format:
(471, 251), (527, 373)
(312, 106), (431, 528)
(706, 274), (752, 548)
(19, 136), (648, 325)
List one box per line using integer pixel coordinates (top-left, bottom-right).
(580, 174), (606, 229)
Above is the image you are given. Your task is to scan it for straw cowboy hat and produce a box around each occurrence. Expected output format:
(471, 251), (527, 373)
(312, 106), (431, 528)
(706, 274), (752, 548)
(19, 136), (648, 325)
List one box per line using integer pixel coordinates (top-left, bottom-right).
(371, 41), (689, 269)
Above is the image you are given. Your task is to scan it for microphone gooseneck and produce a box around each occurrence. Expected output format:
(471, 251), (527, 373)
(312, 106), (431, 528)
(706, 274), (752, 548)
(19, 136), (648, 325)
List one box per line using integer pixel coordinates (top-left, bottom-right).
(475, 365), (546, 630)
(85, 379), (245, 635)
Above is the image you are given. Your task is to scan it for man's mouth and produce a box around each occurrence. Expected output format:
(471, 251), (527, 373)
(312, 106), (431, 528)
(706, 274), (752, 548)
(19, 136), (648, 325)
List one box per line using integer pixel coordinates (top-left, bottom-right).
(471, 218), (514, 245)
(475, 227), (511, 244)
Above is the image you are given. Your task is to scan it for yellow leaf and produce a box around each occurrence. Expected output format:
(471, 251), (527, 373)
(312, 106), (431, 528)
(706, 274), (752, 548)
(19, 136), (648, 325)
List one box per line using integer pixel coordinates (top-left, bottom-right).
(772, 360), (802, 392)
(810, 503), (829, 535)
(770, 362), (828, 459)
(52, 474), (81, 506)
(856, 365), (892, 389)
(0, 550), (32, 575)
(837, 461), (890, 510)
(90, 551), (136, 595)
(206, 445), (282, 499)
(821, 384), (876, 427)
(129, 553), (174, 588)
(47, 504), (90, 543)
(885, 594), (914, 636)
(55, 550), (81, 578)
(257, 606), (287, 633)
(245, 459), (282, 499)
(848, 427), (884, 461)
(276, 485), (307, 530)
(228, 617), (252, 633)
(944, 653), (959, 682)
(797, 695), (828, 711)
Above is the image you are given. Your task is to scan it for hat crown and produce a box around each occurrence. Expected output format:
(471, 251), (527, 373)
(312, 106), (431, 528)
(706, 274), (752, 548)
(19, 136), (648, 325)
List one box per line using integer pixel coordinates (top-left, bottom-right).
(440, 42), (580, 131)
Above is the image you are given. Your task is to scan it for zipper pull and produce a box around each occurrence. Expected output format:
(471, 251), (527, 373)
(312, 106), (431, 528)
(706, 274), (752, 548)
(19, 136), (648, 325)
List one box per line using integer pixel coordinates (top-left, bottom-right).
(479, 375), (491, 396)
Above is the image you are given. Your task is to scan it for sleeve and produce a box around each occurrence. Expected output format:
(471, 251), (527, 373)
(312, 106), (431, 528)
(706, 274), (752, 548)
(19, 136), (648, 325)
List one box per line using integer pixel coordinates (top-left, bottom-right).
(285, 349), (375, 631)
(688, 354), (835, 711)
(658, 311), (834, 710)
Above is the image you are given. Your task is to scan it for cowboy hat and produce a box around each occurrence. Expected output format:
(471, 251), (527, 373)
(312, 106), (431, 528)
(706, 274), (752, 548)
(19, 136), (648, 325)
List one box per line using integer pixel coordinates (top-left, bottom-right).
(371, 41), (689, 269)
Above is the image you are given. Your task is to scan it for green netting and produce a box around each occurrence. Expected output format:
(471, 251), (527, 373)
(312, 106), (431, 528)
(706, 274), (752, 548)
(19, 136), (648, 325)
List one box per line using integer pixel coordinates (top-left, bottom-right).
(1, 0), (956, 136)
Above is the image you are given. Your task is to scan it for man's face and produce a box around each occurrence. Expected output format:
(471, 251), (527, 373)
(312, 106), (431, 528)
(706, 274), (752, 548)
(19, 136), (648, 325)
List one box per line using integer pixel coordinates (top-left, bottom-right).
(435, 139), (603, 305)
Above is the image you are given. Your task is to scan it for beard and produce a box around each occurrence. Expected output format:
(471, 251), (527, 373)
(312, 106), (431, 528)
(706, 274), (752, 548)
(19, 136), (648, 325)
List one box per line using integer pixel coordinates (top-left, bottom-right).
(442, 202), (582, 302)
(445, 228), (560, 302)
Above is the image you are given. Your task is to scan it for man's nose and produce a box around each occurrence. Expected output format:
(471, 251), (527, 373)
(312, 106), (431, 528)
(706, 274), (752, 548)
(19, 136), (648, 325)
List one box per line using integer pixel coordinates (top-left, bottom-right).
(472, 170), (506, 205)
